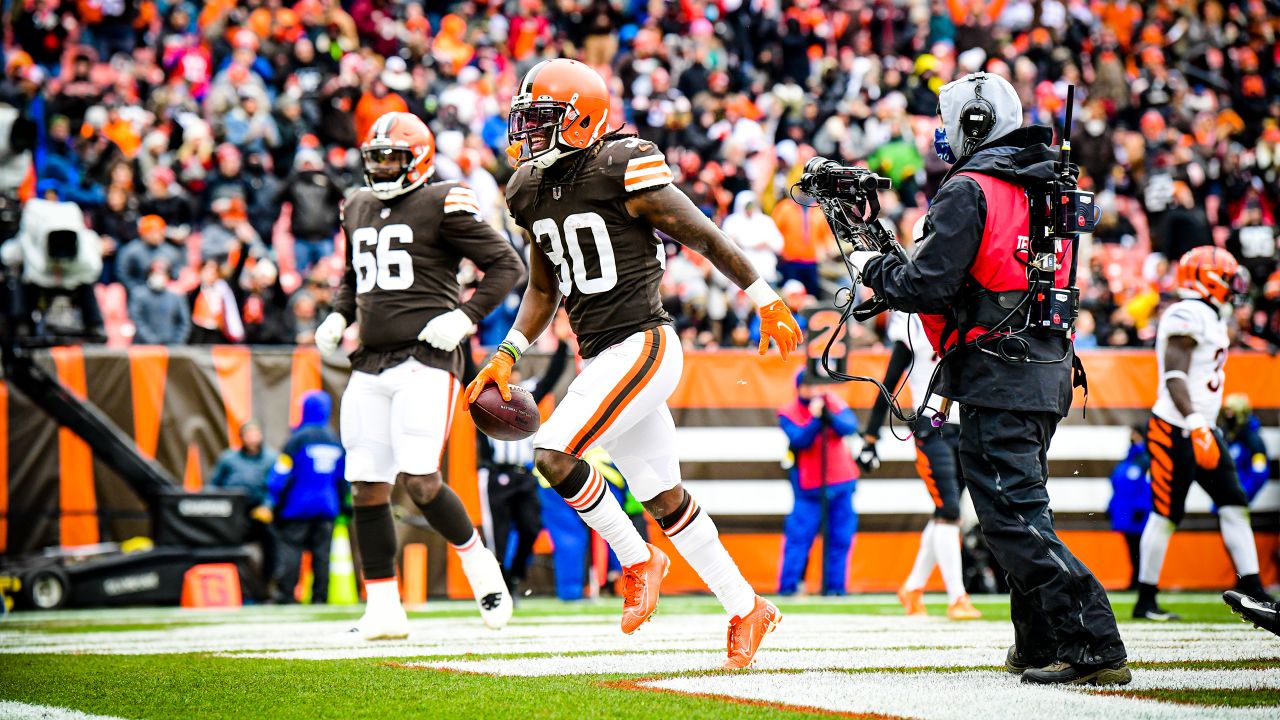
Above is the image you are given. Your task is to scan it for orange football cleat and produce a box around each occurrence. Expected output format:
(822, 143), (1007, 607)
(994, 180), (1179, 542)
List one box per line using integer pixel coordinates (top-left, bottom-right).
(898, 585), (927, 617)
(947, 594), (982, 620)
(620, 544), (669, 634)
(722, 596), (782, 669)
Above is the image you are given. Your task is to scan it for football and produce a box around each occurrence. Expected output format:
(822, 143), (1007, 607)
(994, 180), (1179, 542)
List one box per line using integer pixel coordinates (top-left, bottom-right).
(469, 384), (541, 441)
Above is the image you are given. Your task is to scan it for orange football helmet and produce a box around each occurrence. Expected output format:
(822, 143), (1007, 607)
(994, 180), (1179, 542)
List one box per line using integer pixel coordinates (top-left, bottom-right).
(1175, 246), (1246, 308)
(508, 59), (610, 169)
(361, 112), (435, 200)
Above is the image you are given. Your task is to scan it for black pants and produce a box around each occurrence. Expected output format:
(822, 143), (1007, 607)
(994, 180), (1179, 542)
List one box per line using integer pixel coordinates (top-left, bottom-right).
(486, 467), (542, 587)
(958, 405), (1126, 668)
(913, 420), (964, 521)
(275, 518), (334, 604)
(251, 517), (278, 600)
(1146, 414), (1248, 524)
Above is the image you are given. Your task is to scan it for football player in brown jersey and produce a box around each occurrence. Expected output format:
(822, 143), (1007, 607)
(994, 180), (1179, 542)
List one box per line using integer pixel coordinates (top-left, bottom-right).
(467, 59), (803, 669)
(315, 112), (525, 638)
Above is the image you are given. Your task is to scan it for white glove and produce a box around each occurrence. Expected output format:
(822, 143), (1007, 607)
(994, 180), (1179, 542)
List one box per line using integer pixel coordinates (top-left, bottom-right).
(418, 308), (474, 352)
(315, 313), (348, 356)
(848, 251), (882, 280)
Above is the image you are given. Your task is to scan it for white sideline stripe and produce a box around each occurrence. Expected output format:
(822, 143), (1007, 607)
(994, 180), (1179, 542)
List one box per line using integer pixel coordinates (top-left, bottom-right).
(0, 701), (126, 720)
(8, 615), (1267, 664)
(643, 670), (1280, 720)
(682, 478), (1280, 515)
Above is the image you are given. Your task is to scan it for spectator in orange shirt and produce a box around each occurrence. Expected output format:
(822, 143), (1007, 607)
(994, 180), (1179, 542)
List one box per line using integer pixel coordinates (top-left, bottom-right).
(353, 74), (409, 146)
(433, 13), (475, 75)
(772, 197), (835, 297)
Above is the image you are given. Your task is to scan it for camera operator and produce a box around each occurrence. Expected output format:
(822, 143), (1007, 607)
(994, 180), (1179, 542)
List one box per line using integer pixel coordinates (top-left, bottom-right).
(1, 195), (105, 341)
(848, 73), (1129, 685)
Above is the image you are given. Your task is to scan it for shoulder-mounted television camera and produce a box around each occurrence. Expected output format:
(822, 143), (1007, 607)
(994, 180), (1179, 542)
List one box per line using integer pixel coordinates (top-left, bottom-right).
(791, 158), (904, 324)
(794, 159), (898, 260)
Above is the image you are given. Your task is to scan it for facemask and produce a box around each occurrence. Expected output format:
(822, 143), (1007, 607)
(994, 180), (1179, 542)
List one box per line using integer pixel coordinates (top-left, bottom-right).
(147, 274), (167, 291)
(934, 127), (956, 164)
(1086, 119), (1106, 136)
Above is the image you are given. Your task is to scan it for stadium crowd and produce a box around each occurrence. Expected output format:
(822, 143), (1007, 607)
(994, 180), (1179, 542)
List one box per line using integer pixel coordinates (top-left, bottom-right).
(1, 0), (1278, 351)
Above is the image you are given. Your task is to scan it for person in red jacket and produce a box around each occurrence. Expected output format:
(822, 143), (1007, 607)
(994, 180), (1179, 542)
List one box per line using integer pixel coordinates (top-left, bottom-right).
(777, 371), (859, 595)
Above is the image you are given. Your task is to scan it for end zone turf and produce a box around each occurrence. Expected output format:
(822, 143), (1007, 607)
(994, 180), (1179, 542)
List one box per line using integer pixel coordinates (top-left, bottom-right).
(1, 594), (1276, 719)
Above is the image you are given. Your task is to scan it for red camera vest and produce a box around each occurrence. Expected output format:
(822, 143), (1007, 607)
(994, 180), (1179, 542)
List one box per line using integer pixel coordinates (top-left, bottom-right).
(919, 171), (1073, 352)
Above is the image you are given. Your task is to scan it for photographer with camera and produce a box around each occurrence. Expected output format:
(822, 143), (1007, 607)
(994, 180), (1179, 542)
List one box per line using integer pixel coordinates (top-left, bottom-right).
(846, 73), (1129, 685)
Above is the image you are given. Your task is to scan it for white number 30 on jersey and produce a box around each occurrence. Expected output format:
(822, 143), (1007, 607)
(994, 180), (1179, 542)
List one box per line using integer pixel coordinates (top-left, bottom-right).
(533, 212), (617, 296)
(351, 224), (414, 293)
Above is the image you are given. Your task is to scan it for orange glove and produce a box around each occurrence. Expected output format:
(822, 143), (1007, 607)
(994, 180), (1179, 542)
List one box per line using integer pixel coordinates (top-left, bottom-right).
(757, 299), (804, 359)
(467, 351), (515, 402)
(1186, 413), (1221, 470)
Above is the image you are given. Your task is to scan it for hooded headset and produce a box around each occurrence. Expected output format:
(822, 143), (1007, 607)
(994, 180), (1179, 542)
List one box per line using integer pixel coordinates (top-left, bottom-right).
(957, 73), (996, 156)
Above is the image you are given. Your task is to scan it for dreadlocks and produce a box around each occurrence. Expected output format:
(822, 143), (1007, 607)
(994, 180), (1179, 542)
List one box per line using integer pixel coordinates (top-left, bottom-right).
(533, 127), (638, 204)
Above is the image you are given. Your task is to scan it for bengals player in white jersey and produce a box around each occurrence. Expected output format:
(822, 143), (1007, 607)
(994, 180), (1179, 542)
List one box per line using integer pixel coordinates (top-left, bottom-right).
(1134, 246), (1274, 620)
(466, 59), (803, 669)
(861, 311), (980, 620)
(314, 112), (524, 638)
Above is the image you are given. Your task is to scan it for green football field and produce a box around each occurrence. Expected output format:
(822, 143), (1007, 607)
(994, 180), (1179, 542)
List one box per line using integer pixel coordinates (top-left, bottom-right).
(1, 593), (1277, 719)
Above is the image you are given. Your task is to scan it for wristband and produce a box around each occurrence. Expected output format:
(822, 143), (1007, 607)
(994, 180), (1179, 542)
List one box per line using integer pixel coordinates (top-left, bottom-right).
(497, 342), (521, 361)
(744, 278), (781, 308)
(1161, 371), (1189, 383)
(497, 330), (531, 361)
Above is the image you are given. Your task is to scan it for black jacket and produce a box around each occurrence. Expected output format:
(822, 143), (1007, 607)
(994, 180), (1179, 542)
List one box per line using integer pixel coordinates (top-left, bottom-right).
(862, 126), (1076, 416)
(275, 170), (342, 240)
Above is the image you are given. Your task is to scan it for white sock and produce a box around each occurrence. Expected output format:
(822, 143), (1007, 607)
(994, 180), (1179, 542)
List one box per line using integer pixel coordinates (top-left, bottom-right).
(904, 521), (937, 591)
(452, 529), (486, 562)
(664, 495), (756, 618)
(365, 577), (401, 607)
(1219, 506), (1260, 577)
(564, 465), (650, 567)
(1138, 514), (1176, 586)
(932, 522), (966, 603)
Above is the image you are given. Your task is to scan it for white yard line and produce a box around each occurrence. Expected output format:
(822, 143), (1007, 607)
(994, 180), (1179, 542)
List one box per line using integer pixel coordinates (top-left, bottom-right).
(0, 701), (127, 720)
(642, 670), (1280, 720)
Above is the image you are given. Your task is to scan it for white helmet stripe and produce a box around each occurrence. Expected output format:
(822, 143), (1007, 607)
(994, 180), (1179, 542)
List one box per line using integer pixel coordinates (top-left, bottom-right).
(521, 60), (549, 97)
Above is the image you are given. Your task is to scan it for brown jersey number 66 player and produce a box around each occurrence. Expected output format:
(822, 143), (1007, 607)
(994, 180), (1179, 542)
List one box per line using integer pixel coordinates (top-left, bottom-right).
(316, 112), (525, 640)
(467, 59), (803, 670)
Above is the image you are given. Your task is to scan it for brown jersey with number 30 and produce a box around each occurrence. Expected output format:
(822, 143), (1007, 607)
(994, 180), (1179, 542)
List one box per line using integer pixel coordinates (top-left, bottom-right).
(506, 137), (674, 358)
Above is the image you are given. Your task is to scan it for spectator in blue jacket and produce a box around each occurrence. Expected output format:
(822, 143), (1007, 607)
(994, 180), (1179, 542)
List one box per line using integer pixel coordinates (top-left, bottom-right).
(254, 391), (347, 604)
(1107, 426), (1152, 590)
(777, 371), (860, 596)
(1221, 394), (1271, 503)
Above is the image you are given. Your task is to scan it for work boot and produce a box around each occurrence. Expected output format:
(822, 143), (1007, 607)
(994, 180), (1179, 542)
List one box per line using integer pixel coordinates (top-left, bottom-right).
(1021, 660), (1132, 686)
(1005, 645), (1029, 675)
